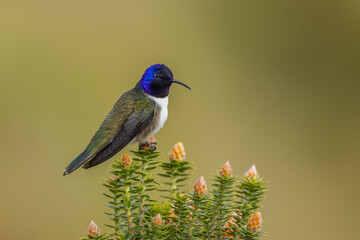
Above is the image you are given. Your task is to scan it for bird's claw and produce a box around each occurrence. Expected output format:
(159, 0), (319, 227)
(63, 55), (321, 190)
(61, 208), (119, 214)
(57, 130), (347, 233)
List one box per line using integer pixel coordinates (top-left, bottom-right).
(139, 141), (157, 151)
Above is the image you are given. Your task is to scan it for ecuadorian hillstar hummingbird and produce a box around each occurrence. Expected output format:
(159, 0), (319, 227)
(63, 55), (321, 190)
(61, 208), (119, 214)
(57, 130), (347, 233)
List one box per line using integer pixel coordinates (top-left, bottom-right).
(63, 64), (190, 176)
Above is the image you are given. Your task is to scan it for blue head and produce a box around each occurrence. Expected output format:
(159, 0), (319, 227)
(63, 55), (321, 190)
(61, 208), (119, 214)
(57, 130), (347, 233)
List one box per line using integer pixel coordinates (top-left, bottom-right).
(138, 64), (191, 98)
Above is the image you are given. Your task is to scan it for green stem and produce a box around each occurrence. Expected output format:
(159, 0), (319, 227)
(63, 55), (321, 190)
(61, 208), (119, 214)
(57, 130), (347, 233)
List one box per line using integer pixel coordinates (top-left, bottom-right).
(124, 175), (134, 238)
(114, 188), (120, 237)
(186, 198), (200, 240)
(208, 183), (225, 239)
(170, 174), (177, 194)
(139, 155), (148, 238)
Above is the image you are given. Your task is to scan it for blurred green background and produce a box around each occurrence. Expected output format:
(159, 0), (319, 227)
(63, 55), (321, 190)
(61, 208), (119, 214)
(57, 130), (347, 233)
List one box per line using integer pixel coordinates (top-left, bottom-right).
(1, 0), (359, 239)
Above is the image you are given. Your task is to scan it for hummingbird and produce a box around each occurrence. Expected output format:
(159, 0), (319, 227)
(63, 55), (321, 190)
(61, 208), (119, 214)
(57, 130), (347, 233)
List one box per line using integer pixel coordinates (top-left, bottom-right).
(63, 64), (190, 176)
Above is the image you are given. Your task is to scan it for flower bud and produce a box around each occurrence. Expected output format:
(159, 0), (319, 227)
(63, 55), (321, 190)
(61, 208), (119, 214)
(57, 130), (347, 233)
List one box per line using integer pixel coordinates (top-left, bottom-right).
(121, 154), (132, 168)
(220, 161), (232, 177)
(152, 213), (163, 226)
(248, 212), (262, 232)
(169, 142), (186, 161)
(244, 164), (259, 180)
(87, 220), (100, 238)
(194, 176), (207, 196)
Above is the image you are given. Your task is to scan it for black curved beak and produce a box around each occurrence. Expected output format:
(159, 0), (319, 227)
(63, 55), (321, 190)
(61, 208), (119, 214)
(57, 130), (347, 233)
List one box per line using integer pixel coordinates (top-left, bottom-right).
(172, 79), (191, 90)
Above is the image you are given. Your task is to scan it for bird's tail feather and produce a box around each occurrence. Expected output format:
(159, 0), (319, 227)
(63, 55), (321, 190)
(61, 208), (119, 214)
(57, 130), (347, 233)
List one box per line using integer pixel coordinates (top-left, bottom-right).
(63, 150), (92, 176)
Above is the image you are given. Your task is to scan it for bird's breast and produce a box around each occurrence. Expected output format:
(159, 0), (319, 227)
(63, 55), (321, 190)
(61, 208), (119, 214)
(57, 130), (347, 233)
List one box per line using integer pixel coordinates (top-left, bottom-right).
(135, 95), (168, 143)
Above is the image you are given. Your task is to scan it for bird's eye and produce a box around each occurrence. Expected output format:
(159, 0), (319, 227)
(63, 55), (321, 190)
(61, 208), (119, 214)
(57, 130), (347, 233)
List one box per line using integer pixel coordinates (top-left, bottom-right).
(155, 73), (160, 79)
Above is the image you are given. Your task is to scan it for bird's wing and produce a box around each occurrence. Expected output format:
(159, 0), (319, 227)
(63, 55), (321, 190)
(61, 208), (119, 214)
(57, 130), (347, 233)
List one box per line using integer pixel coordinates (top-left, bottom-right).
(82, 101), (155, 169)
(63, 87), (155, 175)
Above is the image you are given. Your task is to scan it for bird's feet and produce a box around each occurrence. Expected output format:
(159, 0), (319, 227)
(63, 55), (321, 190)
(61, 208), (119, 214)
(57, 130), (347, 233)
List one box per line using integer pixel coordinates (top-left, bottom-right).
(139, 137), (157, 151)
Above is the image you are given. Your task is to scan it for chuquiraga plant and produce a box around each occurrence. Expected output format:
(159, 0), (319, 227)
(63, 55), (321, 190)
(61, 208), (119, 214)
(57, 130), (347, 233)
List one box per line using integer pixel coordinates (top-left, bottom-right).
(80, 138), (267, 240)
(158, 142), (192, 195)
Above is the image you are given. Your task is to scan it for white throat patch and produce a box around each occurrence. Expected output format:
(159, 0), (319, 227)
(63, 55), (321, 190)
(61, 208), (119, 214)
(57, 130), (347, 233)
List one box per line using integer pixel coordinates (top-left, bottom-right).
(146, 95), (169, 129)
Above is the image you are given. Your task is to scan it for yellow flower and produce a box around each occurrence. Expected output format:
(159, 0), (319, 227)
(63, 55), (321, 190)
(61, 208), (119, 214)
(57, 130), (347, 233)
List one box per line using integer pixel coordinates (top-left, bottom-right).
(87, 220), (100, 238)
(152, 213), (163, 226)
(121, 154), (132, 168)
(194, 176), (207, 196)
(220, 161), (232, 177)
(169, 142), (186, 161)
(244, 164), (259, 180)
(248, 212), (262, 232)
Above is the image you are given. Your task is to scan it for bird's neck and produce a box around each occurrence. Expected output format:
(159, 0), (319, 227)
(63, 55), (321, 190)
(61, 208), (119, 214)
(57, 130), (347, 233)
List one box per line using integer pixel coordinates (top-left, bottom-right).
(145, 93), (169, 107)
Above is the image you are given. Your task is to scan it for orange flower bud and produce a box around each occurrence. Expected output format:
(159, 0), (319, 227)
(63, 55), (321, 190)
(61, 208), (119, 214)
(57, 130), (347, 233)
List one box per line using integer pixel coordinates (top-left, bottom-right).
(152, 213), (163, 226)
(220, 161), (232, 177)
(121, 154), (132, 168)
(87, 220), (100, 238)
(147, 136), (156, 144)
(194, 176), (207, 196)
(244, 165), (259, 180)
(169, 142), (186, 161)
(248, 212), (262, 232)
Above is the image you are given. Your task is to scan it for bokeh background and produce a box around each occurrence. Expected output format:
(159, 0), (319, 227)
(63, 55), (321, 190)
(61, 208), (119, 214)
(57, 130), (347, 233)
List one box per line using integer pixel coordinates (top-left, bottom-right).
(1, 0), (359, 239)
